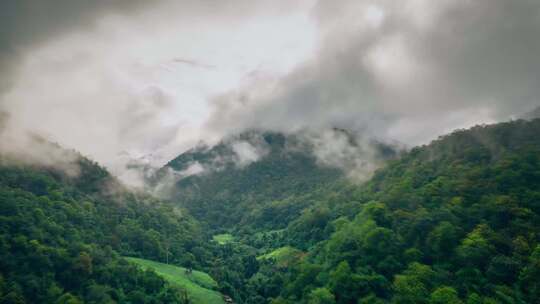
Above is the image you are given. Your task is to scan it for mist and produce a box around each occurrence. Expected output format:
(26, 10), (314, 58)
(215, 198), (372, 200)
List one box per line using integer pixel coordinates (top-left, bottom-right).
(206, 0), (540, 142)
(1, 0), (539, 186)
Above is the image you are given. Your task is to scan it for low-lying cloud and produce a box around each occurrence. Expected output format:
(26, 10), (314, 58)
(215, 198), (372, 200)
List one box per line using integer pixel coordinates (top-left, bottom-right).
(1, 0), (540, 186)
(0, 127), (81, 177)
(206, 0), (540, 146)
(296, 129), (402, 180)
(0, 0), (315, 184)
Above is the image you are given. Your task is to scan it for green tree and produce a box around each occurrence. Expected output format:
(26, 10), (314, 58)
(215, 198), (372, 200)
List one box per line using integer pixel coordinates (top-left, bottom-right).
(429, 286), (462, 304)
(457, 224), (495, 268)
(56, 293), (84, 304)
(426, 221), (461, 260)
(308, 288), (336, 304)
(329, 261), (366, 304)
(392, 263), (436, 304)
(519, 245), (540, 301)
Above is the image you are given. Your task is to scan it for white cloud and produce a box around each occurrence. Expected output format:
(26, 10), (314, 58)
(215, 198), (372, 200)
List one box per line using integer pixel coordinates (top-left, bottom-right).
(206, 0), (540, 147)
(2, 0), (540, 183)
(0, 0), (317, 182)
(231, 141), (269, 167)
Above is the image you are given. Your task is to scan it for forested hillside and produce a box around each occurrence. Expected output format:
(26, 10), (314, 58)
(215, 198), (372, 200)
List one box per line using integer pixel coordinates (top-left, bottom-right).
(231, 119), (540, 303)
(163, 131), (343, 233)
(0, 150), (217, 303)
(162, 119), (540, 303)
(163, 130), (399, 235)
(2, 119), (540, 304)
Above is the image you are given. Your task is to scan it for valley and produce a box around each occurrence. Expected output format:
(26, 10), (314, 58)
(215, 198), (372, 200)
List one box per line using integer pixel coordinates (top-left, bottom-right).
(3, 1), (540, 303)
(1, 119), (540, 303)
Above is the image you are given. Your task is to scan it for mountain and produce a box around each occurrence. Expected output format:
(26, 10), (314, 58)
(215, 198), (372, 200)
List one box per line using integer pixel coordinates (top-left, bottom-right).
(160, 130), (400, 234)
(158, 119), (540, 304)
(241, 119), (540, 303)
(0, 142), (221, 303)
(3, 119), (540, 303)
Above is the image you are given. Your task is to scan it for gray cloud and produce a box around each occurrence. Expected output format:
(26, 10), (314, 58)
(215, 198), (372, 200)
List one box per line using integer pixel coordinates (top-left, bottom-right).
(0, 0), (314, 185)
(205, 0), (540, 146)
(2, 0), (540, 186)
(0, 0), (153, 93)
(0, 131), (81, 177)
(295, 128), (399, 180)
(0, 0), (164, 175)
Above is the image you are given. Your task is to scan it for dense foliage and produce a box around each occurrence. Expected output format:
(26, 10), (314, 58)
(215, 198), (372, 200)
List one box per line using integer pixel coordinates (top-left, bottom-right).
(0, 155), (211, 303)
(259, 120), (540, 303)
(165, 132), (344, 232)
(173, 120), (540, 303)
(3, 119), (540, 304)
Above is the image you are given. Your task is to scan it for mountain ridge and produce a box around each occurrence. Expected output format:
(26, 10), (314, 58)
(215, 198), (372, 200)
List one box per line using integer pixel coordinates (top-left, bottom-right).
(159, 129), (402, 233)
(2, 119), (540, 303)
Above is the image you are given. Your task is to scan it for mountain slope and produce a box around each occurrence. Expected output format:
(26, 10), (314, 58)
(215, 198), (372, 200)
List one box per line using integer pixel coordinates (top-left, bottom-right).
(0, 145), (218, 303)
(4, 119), (540, 303)
(163, 131), (343, 232)
(261, 119), (540, 303)
(162, 130), (399, 235)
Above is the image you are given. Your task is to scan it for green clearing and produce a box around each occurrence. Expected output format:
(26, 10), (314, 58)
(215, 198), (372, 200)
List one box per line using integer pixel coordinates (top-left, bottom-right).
(257, 246), (303, 268)
(212, 233), (234, 245)
(125, 257), (225, 304)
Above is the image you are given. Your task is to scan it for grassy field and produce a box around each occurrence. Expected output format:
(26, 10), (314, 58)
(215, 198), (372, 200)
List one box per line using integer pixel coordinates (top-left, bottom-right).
(125, 257), (225, 304)
(212, 233), (234, 245)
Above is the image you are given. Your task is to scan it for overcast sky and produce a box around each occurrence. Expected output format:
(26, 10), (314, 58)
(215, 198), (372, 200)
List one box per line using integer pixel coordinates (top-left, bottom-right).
(1, 0), (539, 179)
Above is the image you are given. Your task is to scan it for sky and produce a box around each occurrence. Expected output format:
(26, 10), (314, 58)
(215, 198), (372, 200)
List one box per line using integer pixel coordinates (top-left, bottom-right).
(1, 0), (540, 183)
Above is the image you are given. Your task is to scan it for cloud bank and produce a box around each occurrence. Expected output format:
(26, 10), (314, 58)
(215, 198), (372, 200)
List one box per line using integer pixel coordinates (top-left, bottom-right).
(0, 0), (316, 185)
(206, 0), (540, 145)
(1, 0), (540, 186)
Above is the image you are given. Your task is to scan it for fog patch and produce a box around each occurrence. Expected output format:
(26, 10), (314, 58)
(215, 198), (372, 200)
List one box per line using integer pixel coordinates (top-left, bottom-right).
(231, 139), (269, 167)
(0, 127), (81, 177)
(294, 128), (403, 181)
